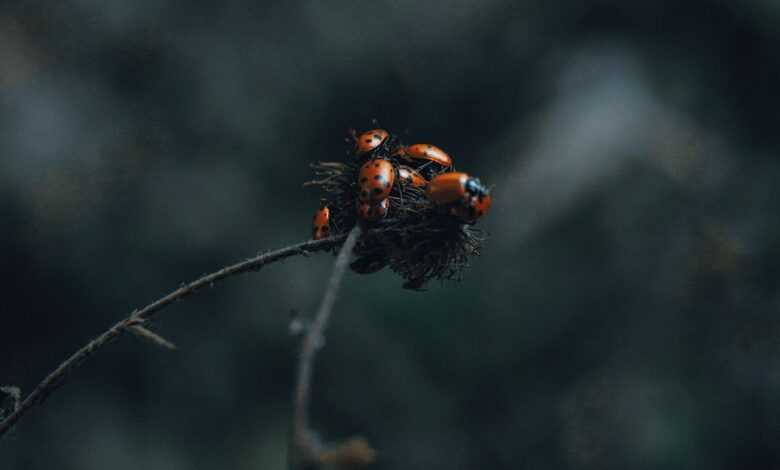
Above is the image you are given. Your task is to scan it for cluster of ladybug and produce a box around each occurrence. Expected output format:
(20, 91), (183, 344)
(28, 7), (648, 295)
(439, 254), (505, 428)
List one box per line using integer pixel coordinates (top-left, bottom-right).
(311, 128), (492, 240)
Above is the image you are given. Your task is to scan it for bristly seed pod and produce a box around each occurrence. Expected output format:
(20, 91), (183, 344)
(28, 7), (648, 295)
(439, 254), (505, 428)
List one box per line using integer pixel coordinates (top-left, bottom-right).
(306, 128), (491, 289)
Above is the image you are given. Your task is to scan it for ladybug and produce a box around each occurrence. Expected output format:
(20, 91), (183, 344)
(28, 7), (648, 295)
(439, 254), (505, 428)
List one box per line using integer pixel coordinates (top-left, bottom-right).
(397, 165), (428, 188)
(426, 172), (492, 223)
(450, 193), (492, 223)
(358, 159), (395, 203)
(355, 129), (389, 155)
(357, 198), (389, 221)
(397, 143), (453, 168)
(312, 201), (331, 240)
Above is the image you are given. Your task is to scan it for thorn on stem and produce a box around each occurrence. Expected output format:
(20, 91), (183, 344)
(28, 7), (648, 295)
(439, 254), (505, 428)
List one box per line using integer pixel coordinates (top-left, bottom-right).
(129, 325), (177, 350)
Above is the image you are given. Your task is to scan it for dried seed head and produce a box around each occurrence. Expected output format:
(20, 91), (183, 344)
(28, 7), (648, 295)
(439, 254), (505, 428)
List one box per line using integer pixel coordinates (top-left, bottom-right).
(305, 129), (489, 289)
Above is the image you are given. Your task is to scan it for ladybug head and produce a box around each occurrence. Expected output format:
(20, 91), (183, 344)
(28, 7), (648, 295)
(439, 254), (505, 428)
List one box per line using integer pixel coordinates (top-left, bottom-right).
(465, 177), (489, 198)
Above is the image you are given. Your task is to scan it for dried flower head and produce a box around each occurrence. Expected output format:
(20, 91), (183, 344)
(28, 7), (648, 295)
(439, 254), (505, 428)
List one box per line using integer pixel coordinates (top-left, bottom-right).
(305, 128), (489, 289)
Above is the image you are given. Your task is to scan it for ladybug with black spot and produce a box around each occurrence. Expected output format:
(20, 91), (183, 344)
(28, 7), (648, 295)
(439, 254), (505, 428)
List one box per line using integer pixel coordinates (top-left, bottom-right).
(426, 172), (492, 223)
(396, 143), (453, 172)
(450, 193), (492, 223)
(357, 158), (395, 203)
(311, 201), (331, 240)
(397, 165), (427, 188)
(355, 129), (389, 155)
(357, 198), (389, 221)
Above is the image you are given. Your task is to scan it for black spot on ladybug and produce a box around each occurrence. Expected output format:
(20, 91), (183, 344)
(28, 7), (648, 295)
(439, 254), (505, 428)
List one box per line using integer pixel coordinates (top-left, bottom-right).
(374, 163), (380, 167)
(373, 174), (381, 180)
(373, 187), (382, 195)
(364, 138), (372, 143)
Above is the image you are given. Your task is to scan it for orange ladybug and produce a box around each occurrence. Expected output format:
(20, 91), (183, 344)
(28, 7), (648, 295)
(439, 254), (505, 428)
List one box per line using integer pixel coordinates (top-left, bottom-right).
(450, 193), (492, 223)
(426, 172), (491, 223)
(397, 165), (427, 187)
(312, 201), (331, 240)
(357, 198), (389, 221)
(355, 129), (389, 155)
(358, 159), (395, 203)
(397, 144), (453, 168)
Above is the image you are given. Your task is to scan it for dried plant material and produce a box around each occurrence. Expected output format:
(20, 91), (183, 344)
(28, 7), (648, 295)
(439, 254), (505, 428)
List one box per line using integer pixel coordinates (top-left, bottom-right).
(306, 129), (488, 289)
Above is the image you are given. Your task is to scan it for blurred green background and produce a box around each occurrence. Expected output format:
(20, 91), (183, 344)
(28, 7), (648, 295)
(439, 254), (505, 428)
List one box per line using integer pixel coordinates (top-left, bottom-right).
(2, 1), (780, 469)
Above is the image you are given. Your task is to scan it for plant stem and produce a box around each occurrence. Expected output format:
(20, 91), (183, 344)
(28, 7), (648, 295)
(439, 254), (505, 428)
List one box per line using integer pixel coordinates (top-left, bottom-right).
(0, 233), (348, 438)
(289, 226), (361, 468)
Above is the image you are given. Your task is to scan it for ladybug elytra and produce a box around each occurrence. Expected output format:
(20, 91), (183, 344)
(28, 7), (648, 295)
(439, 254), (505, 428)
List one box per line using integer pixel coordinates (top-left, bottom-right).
(358, 159), (395, 203)
(397, 165), (427, 188)
(357, 198), (389, 221)
(397, 143), (453, 168)
(450, 193), (492, 223)
(355, 129), (389, 155)
(312, 202), (331, 240)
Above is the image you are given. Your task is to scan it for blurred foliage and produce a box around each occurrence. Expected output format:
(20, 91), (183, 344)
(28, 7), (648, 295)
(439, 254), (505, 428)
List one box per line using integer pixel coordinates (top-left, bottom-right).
(2, 1), (780, 469)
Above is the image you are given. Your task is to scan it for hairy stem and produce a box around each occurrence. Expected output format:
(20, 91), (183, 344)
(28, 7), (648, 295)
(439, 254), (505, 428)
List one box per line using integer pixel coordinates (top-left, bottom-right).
(0, 234), (348, 438)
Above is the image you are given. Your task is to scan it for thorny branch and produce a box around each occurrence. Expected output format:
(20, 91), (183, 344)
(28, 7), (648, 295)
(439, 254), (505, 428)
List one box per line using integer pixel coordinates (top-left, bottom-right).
(289, 226), (375, 469)
(0, 233), (349, 439)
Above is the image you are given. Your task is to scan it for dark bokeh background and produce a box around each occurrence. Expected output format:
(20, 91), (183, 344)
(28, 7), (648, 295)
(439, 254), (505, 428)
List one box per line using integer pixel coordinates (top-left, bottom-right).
(2, 1), (780, 469)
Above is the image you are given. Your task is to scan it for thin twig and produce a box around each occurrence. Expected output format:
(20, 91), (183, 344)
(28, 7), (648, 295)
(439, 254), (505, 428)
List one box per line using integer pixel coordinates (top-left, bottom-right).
(290, 226), (362, 468)
(0, 233), (349, 439)
(129, 324), (177, 350)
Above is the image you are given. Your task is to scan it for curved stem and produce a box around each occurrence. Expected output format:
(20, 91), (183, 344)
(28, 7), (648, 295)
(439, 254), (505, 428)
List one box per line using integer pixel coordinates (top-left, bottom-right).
(290, 226), (361, 468)
(0, 234), (348, 438)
